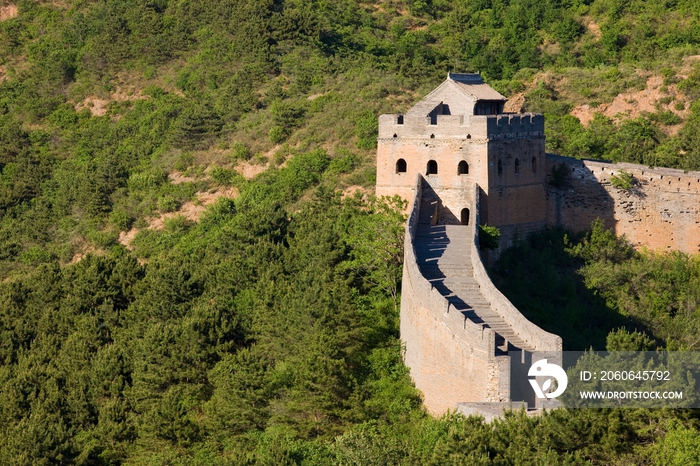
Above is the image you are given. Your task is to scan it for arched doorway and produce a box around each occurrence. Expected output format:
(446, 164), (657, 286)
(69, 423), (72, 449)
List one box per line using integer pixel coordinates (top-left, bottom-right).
(460, 208), (470, 226)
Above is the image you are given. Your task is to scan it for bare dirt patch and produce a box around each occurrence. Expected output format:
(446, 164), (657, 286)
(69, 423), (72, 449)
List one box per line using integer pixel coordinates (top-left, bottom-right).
(118, 187), (239, 247)
(74, 83), (148, 116)
(586, 19), (602, 39)
(0, 65), (6, 83)
(504, 93), (525, 113)
(168, 171), (198, 184)
(0, 4), (18, 21)
(147, 187), (238, 230)
(235, 161), (269, 179)
(341, 185), (371, 200)
(570, 75), (689, 134)
(118, 229), (139, 248)
(75, 97), (110, 116)
(539, 40), (560, 56)
(70, 246), (102, 264)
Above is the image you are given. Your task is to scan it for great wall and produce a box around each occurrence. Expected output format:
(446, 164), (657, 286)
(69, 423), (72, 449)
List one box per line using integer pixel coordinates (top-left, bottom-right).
(377, 72), (700, 417)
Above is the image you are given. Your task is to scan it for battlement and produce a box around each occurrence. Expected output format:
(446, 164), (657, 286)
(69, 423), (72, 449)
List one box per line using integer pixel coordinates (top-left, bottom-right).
(378, 112), (545, 140)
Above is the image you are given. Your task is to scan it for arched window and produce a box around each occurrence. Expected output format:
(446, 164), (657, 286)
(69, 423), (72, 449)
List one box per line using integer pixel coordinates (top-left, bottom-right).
(497, 160), (503, 176)
(458, 161), (469, 175)
(461, 208), (470, 226)
(426, 160), (438, 175)
(430, 134), (435, 139)
(397, 115), (404, 125)
(466, 134), (472, 139)
(514, 159), (520, 174)
(396, 158), (407, 173)
(532, 156), (537, 173)
(393, 133), (397, 138)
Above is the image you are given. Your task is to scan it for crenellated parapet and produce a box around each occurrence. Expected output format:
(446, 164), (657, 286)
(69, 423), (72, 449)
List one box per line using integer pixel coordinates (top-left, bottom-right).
(378, 113), (544, 141)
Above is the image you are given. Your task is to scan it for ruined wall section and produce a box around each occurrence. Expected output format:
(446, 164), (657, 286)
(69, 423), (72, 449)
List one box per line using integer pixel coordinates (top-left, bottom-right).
(546, 155), (700, 254)
(401, 175), (509, 415)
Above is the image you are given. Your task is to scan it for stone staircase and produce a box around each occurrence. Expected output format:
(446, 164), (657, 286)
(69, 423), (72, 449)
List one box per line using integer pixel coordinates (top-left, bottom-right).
(414, 223), (535, 355)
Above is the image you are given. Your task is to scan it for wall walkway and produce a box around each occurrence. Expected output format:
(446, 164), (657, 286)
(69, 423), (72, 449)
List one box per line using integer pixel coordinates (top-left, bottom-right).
(401, 174), (561, 415)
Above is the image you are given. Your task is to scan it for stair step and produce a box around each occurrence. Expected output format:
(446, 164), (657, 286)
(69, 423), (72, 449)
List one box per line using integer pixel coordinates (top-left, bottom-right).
(413, 214), (536, 353)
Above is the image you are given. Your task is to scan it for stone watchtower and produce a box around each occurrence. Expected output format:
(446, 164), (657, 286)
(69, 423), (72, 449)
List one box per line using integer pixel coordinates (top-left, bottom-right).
(376, 72), (548, 249)
(377, 73), (561, 416)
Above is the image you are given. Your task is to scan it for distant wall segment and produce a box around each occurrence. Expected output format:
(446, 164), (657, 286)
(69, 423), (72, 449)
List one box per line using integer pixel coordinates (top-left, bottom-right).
(546, 155), (700, 254)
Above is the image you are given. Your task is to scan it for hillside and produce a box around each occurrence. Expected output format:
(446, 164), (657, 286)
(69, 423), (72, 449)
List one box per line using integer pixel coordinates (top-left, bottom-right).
(1, 0), (700, 464)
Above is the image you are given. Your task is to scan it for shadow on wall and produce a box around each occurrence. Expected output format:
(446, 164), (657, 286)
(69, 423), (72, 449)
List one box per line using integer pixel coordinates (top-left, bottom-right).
(420, 182), (460, 225)
(545, 155), (617, 233)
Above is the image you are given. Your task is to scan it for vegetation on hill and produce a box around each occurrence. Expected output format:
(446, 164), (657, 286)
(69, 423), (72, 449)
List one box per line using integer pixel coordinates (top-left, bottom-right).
(491, 220), (700, 353)
(1, 0), (700, 463)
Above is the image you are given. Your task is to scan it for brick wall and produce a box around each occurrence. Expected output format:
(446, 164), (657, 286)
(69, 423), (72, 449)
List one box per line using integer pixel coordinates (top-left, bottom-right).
(399, 176), (562, 415)
(546, 155), (700, 254)
(401, 175), (506, 414)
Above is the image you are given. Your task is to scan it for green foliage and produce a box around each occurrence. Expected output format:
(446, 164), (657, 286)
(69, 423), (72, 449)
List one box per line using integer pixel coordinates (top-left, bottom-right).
(493, 219), (700, 351)
(610, 170), (635, 190)
(606, 327), (655, 351)
(171, 103), (223, 150)
(208, 166), (242, 187)
(478, 224), (500, 251)
(648, 110), (682, 126)
(230, 142), (252, 161)
(650, 424), (700, 466)
(110, 209), (134, 231)
(1, 0), (700, 462)
(157, 195), (179, 213)
(355, 111), (378, 150)
(268, 125), (286, 144)
(342, 195), (407, 308)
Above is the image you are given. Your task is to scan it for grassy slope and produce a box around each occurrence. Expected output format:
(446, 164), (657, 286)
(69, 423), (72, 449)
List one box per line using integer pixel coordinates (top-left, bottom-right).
(1, 0), (700, 464)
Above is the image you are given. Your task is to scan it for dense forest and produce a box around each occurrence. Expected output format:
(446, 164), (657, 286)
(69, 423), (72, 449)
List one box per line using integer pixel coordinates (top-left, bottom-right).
(1, 0), (700, 464)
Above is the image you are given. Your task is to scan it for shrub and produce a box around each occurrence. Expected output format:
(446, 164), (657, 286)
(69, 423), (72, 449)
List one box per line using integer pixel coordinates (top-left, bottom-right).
(231, 143), (252, 161)
(157, 195), (179, 213)
(269, 126), (286, 144)
(478, 224), (500, 250)
(355, 111), (378, 150)
(610, 170), (634, 190)
(175, 153), (196, 171)
(110, 209), (133, 231)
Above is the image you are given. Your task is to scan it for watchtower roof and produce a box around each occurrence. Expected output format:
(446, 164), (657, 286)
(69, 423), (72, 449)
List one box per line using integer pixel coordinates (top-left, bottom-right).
(406, 72), (506, 117)
(448, 72), (507, 101)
